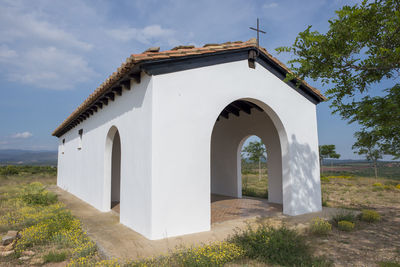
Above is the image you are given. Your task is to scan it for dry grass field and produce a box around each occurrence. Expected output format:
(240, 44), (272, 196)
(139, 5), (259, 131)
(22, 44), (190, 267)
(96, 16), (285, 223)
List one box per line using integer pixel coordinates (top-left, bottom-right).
(0, 164), (399, 266)
(242, 164), (400, 266)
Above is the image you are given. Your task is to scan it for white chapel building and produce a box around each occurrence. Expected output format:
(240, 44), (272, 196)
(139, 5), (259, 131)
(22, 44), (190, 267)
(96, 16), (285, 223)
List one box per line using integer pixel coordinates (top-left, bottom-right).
(53, 38), (326, 240)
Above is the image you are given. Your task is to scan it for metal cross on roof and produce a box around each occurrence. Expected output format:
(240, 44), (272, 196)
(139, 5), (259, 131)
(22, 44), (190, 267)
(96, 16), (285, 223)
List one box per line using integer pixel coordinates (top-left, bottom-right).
(249, 18), (266, 52)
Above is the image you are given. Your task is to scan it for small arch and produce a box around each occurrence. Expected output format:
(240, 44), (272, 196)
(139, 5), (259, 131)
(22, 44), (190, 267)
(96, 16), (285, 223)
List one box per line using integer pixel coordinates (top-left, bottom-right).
(238, 135), (268, 199)
(104, 126), (121, 214)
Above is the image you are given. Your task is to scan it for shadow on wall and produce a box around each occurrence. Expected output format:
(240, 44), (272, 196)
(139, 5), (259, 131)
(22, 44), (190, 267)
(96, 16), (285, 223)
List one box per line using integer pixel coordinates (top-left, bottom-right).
(284, 134), (321, 215)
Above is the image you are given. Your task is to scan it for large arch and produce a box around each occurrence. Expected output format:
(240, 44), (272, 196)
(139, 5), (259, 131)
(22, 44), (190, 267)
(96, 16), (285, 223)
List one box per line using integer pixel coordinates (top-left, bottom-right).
(104, 126), (121, 213)
(210, 98), (289, 213)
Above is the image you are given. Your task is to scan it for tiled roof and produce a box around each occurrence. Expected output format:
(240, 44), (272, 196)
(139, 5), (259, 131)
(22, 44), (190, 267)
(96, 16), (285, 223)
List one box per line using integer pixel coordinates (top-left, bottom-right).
(52, 38), (326, 137)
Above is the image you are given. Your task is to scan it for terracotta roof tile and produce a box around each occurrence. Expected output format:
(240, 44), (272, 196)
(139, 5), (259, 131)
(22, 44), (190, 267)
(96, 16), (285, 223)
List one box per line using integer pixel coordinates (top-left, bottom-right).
(52, 38), (326, 137)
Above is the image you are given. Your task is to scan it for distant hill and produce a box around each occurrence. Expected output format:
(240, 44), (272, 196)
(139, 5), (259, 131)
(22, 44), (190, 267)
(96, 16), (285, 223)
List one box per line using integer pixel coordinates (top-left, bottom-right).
(0, 149), (57, 166)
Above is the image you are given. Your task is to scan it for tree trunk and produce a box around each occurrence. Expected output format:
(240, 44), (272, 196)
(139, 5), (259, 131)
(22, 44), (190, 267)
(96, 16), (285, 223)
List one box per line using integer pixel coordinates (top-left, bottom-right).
(258, 157), (261, 181)
(374, 160), (378, 180)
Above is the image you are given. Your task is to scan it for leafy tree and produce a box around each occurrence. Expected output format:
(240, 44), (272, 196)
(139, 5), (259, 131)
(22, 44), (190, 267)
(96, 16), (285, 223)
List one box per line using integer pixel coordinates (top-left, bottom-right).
(341, 84), (400, 158)
(352, 131), (383, 179)
(277, 0), (400, 159)
(319, 145), (340, 174)
(242, 141), (266, 181)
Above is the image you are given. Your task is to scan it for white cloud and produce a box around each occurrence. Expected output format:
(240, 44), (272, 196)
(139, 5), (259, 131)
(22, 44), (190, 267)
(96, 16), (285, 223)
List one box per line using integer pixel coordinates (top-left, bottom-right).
(0, 45), (17, 62)
(263, 2), (278, 9)
(7, 46), (96, 90)
(107, 24), (177, 45)
(0, 0), (96, 90)
(0, 2), (92, 51)
(12, 132), (33, 139)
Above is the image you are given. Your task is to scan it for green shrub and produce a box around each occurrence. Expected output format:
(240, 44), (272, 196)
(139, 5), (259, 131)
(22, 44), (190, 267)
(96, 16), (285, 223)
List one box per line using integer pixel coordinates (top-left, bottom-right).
(309, 218), (332, 236)
(242, 187), (268, 199)
(396, 184), (400, 190)
(373, 182), (383, 187)
(373, 186), (385, 192)
(229, 224), (327, 266)
(337, 220), (355, 231)
(126, 242), (244, 267)
(330, 210), (356, 226)
(43, 251), (67, 263)
(0, 165), (19, 176)
(327, 175), (354, 180)
(321, 195), (329, 207)
(360, 210), (381, 222)
(20, 183), (57, 206)
(383, 185), (395, 190)
(320, 176), (330, 182)
(22, 191), (57, 206)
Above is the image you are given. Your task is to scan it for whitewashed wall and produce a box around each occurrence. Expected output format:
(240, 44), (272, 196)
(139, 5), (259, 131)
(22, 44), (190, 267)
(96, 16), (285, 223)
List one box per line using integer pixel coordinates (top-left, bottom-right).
(151, 59), (321, 239)
(57, 74), (154, 238)
(57, 58), (321, 241)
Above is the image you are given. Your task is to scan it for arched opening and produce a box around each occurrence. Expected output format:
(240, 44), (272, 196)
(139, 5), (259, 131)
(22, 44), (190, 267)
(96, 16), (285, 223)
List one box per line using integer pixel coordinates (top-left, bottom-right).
(240, 135), (268, 199)
(210, 99), (284, 223)
(104, 126), (121, 215)
(111, 131), (121, 212)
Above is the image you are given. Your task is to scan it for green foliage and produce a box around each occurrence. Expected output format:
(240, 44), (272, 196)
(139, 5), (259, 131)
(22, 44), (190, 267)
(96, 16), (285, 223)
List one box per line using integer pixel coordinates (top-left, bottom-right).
(309, 218), (332, 236)
(320, 175), (330, 182)
(0, 165), (19, 176)
(242, 141), (266, 163)
(338, 220), (355, 231)
(241, 159), (255, 174)
(360, 209), (381, 222)
(126, 242), (245, 267)
(21, 182), (57, 206)
(0, 182), (96, 261)
(242, 187), (268, 199)
(321, 196), (328, 207)
(242, 140), (267, 181)
(343, 85), (400, 159)
(229, 224), (330, 266)
(320, 145), (340, 162)
(353, 131), (383, 178)
(277, 0), (400, 159)
(330, 210), (356, 226)
(0, 165), (57, 176)
(43, 251), (67, 263)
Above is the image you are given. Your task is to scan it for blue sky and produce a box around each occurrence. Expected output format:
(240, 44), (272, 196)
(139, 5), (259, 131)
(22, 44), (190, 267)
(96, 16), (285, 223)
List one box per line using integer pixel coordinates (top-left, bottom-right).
(0, 0), (373, 159)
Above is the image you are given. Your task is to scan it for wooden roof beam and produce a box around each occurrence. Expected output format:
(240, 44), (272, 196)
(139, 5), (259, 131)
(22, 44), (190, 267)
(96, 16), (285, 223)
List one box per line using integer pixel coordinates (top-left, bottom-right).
(220, 110), (229, 119)
(247, 102), (263, 111)
(95, 102), (103, 109)
(120, 80), (131, 90)
(100, 98), (108, 105)
(231, 101), (251, 114)
(112, 86), (122, 96)
(225, 105), (240, 117)
(90, 106), (98, 112)
(129, 73), (141, 84)
(106, 92), (115, 101)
